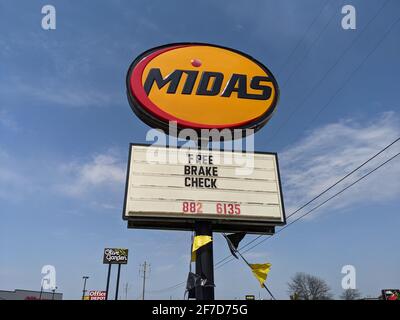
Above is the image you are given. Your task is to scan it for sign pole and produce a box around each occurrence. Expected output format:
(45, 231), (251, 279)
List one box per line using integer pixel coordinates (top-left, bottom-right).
(105, 264), (111, 300)
(82, 276), (89, 300)
(115, 264), (121, 300)
(194, 220), (214, 300)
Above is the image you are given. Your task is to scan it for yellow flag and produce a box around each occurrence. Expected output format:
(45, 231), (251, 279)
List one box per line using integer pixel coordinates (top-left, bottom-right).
(249, 263), (271, 287)
(192, 235), (212, 252)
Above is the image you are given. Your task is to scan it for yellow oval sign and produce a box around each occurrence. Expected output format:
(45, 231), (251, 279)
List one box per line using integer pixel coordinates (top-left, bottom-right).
(126, 43), (279, 132)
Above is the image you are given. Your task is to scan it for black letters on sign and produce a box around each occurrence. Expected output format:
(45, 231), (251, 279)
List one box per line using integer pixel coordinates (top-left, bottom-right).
(144, 68), (183, 95)
(222, 74), (272, 100)
(250, 76), (272, 100)
(196, 72), (224, 96)
(144, 68), (272, 100)
(181, 71), (199, 94)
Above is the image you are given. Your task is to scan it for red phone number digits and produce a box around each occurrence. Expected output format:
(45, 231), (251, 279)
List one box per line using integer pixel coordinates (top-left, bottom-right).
(182, 202), (241, 215)
(216, 203), (240, 215)
(182, 202), (203, 213)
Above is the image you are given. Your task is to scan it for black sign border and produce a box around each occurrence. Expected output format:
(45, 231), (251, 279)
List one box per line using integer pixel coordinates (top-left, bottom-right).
(122, 143), (286, 234)
(102, 248), (129, 265)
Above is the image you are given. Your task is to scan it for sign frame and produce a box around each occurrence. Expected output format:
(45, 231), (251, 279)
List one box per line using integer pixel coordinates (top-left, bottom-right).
(102, 248), (129, 265)
(122, 143), (286, 234)
(126, 42), (280, 136)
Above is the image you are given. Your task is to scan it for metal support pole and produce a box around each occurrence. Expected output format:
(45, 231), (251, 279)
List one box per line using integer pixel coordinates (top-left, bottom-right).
(115, 264), (121, 300)
(194, 220), (214, 300)
(52, 287), (57, 300)
(82, 276), (89, 300)
(105, 264), (111, 300)
(39, 284), (43, 300)
(141, 261), (147, 300)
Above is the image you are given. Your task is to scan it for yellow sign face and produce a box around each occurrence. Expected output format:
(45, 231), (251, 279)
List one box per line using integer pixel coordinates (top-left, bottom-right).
(127, 43), (279, 131)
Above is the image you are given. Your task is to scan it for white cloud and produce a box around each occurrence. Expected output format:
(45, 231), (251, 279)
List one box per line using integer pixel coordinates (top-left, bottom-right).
(280, 112), (400, 218)
(0, 73), (122, 108)
(0, 147), (126, 208)
(89, 201), (120, 211)
(58, 152), (125, 197)
(17, 82), (117, 108)
(0, 148), (34, 201)
(0, 109), (19, 131)
(2, 112), (399, 221)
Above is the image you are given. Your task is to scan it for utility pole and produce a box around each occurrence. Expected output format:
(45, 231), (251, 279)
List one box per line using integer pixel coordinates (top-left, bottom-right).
(39, 280), (44, 300)
(140, 261), (150, 300)
(115, 264), (121, 300)
(105, 264), (111, 300)
(124, 283), (129, 300)
(82, 276), (89, 300)
(52, 287), (58, 300)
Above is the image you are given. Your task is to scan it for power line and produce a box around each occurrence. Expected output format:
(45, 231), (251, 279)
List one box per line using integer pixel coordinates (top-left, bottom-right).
(246, 151), (400, 251)
(269, 0), (391, 143)
(279, 0), (341, 87)
(147, 281), (186, 294)
(285, 137), (400, 220)
(151, 136), (400, 292)
(303, 14), (400, 128)
(139, 261), (150, 299)
(277, 0), (331, 73)
(147, 233), (195, 295)
(223, 233), (276, 300)
(216, 151), (400, 269)
(151, 145), (399, 294)
(215, 136), (400, 267)
(218, 1), (398, 273)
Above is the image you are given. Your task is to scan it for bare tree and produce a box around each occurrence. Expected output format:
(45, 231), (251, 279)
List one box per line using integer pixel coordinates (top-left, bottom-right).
(288, 272), (333, 300)
(340, 288), (361, 300)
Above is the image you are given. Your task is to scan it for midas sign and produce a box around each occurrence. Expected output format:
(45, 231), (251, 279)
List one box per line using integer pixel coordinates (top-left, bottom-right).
(126, 43), (279, 132)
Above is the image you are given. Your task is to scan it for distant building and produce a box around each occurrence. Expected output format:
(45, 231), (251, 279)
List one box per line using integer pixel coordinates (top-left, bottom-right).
(0, 289), (63, 300)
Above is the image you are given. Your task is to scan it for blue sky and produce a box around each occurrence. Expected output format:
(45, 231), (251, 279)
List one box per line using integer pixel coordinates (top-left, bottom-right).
(0, 0), (399, 299)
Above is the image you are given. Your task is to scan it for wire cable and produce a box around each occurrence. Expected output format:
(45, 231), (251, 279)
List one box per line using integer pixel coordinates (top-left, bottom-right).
(277, 0), (331, 73)
(150, 136), (400, 294)
(279, 1), (341, 87)
(303, 14), (400, 128)
(216, 151), (400, 269)
(215, 136), (400, 267)
(269, 0), (391, 142)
